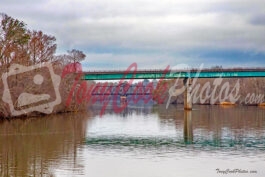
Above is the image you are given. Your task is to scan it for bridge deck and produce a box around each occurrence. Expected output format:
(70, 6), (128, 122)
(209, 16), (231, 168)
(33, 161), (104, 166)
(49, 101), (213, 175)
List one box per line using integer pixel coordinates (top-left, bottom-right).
(83, 68), (265, 80)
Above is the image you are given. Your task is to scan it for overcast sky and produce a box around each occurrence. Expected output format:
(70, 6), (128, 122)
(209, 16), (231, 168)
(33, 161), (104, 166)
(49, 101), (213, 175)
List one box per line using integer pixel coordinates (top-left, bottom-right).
(2, 0), (265, 70)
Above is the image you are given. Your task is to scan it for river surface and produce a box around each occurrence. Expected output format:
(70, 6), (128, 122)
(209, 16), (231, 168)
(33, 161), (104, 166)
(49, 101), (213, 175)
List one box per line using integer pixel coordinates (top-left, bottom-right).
(0, 105), (265, 177)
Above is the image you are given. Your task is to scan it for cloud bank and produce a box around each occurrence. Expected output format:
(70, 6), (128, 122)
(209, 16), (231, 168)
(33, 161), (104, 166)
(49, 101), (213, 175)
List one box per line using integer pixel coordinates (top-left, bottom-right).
(2, 0), (265, 69)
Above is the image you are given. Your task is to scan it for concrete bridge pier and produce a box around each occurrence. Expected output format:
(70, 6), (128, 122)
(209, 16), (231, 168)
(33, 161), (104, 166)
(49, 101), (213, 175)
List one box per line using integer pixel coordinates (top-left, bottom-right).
(183, 78), (192, 110)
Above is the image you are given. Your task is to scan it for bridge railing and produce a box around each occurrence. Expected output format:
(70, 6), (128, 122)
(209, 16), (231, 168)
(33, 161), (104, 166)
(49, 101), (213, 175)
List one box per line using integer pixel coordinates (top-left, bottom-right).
(83, 67), (265, 74)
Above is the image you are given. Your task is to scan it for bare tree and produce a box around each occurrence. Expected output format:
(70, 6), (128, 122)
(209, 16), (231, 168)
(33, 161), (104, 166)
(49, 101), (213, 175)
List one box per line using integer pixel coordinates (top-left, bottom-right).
(0, 13), (30, 70)
(53, 54), (71, 66)
(28, 30), (56, 64)
(67, 49), (86, 71)
(67, 49), (86, 63)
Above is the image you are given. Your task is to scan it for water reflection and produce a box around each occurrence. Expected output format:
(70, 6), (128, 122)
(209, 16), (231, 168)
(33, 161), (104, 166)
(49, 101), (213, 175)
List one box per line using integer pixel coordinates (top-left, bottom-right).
(0, 105), (265, 176)
(87, 105), (265, 151)
(184, 111), (193, 144)
(0, 112), (90, 177)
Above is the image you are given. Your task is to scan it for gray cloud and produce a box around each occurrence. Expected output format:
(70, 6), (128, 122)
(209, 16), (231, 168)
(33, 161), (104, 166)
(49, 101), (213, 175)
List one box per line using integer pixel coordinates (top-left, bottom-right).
(1, 0), (265, 68)
(250, 14), (265, 25)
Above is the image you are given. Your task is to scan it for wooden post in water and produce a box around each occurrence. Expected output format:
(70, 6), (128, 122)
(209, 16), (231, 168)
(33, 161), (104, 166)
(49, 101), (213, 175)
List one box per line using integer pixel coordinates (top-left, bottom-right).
(183, 78), (192, 110)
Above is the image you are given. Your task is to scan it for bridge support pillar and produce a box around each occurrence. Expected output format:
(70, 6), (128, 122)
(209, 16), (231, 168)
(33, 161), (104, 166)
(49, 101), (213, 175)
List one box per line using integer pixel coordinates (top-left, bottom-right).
(183, 78), (192, 110)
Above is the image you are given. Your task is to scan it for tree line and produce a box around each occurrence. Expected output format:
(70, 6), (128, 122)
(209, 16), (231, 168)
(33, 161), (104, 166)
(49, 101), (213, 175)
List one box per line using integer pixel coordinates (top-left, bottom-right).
(0, 13), (85, 72)
(0, 14), (88, 118)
